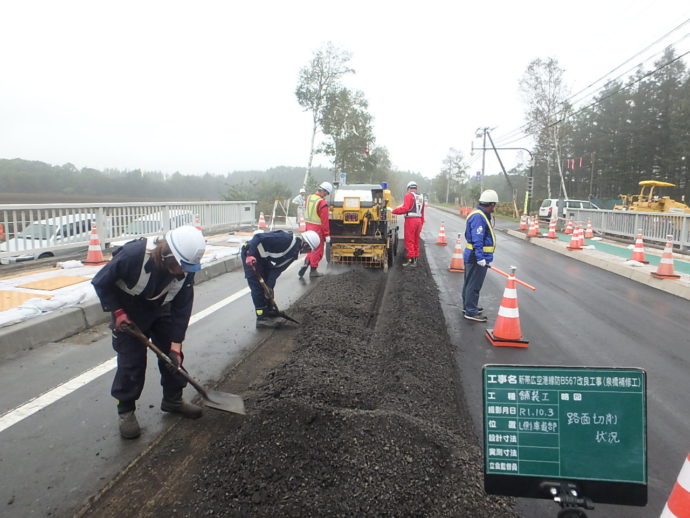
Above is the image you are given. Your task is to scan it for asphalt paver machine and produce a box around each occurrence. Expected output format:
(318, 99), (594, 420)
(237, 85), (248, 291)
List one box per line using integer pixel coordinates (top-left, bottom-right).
(327, 183), (399, 272)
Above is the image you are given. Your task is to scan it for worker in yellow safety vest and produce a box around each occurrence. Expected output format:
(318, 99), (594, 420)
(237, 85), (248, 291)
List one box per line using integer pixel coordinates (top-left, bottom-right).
(298, 181), (332, 278)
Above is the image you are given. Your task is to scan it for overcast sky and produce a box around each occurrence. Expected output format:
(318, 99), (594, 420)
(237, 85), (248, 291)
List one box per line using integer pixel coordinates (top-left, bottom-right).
(1, 1), (689, 179)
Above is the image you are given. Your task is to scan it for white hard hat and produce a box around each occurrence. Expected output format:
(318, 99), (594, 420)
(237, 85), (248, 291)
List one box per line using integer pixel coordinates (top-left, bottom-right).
(406, 181), (417, 189)
(301, 230), (321, 250)
(319, 181), (333, 194)
(165, 225), (206, 273)
(299, 187), (306, 193)
(479, 189), (499, 204)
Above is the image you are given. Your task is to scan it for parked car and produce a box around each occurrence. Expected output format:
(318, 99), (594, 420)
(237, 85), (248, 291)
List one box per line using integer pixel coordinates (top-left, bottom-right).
(538, 199), (599, 221)
(110, 210), (196, 249)
(0, 213), (98, 264)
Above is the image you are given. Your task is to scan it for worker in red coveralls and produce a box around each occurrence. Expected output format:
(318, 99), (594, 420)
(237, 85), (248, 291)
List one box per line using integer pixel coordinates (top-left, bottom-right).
(298, 181), (332, 278)
(392, 181), (425, 267)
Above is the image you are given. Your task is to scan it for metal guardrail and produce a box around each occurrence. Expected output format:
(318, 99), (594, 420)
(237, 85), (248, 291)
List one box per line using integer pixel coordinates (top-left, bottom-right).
(0, 201), (256, 263)
(569, 208), (690, 251)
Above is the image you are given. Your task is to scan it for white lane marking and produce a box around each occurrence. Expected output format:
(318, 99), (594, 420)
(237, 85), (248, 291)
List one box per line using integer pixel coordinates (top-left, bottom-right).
(0, 287), (251, 434)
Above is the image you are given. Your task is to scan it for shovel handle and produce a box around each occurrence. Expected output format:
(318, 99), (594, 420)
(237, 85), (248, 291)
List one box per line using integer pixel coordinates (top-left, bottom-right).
(489, 266), (537, 291)
(121, 323), (212, 401)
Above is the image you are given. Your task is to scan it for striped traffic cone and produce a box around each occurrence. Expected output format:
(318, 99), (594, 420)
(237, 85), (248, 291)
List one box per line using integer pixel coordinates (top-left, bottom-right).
(630, 229), (649, 264)
(82, 224), (108, 266)
(194, 214), (202, 232)
(578, 225), (585, 247)
(485, 266), (529, 348)
(546, 217), (557, 239)
(448, 234), (464, 273)
(564, 218), (573, 235)
(258, 212), (267, 229)
(299, 214), (306, 232)
(651, 235), (680, 279)
(660, 452), (690, 518)
(584, 219), (594, 238)
(436, 222), (448, 246)
(519, 214), (527, 231)
(527, 217), (539, 237)
(567, 227), (582, 250)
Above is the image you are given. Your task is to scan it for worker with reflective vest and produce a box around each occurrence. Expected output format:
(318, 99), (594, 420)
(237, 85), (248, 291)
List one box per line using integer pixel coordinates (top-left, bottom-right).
(91, 225), (206, 439)
(462, 189), (498, 322)
(243, 229), (320, 328)
(392, 180), (425, 267)
(299, 181), (332, 278)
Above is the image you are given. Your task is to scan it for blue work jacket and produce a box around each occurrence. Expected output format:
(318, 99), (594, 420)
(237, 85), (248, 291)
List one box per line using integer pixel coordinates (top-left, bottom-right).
(463, 205), (496, 263)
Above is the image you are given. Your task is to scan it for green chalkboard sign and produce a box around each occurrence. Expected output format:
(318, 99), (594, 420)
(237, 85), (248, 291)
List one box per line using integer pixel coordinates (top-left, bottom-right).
(482, 365), (647, 506)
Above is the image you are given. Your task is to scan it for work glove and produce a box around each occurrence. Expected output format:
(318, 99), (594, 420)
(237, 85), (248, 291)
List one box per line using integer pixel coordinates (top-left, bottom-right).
(325, 236), (331, 244)
(245, 255), (257, 266)
(477, 259), (487, 267)
(113, 309), (132, 332)
(166, 350), (184, 374)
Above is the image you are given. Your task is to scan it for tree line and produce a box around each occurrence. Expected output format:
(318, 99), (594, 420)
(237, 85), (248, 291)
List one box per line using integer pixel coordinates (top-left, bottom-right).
(519, 46), (690, 207)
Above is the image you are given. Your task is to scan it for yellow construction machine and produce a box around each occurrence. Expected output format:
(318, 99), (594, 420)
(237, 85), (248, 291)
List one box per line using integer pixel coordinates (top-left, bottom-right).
(327, 183), (399, 271)
(614, 180), (690, 214)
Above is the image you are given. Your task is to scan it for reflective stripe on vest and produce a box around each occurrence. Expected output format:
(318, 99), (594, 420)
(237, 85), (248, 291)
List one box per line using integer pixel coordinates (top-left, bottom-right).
(405, 192), (424, 218)
(465, 209), (496, 253)
(257, 234), (298, 268)
(305, 194), (324, 225)
(115, 253), (185, 304)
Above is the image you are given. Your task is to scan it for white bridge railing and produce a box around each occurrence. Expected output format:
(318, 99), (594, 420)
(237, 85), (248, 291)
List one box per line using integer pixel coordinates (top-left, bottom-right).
(0, 201), (256, 263)
(570, 208), (690, 251)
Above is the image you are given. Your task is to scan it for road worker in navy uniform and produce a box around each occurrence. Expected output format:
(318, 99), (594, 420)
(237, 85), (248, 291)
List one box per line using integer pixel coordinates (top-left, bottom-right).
(91, 225), (206, 439)
(392, 180), (425, 267)
(462, 189), (498, 322)
(243, 229), (320, 328)
(298, 181), (332, 278)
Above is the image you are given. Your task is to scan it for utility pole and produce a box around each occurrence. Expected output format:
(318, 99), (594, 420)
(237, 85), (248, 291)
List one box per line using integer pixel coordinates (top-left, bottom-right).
(480, 128), (487, 192)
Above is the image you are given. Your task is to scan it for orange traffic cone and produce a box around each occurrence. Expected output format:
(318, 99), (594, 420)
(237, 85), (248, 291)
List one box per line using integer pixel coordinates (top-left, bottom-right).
(578, 225), (585, 247)
(651, 235), (680, 279)
(299, 213), (306, 232)
(630, 229), (649, 264)
(584, 219), (594, 238)
(485, 266), (529, 348)
(567, 227), (582, 250)
(436, 222), (447, 246)
(448, 234), (465, 273)
(546, 217), (557, 239)
(564, 218), (573, 234)
(194, 214), (202, 231)
(527, 217), (538, 237)
(82, 224), (108, 265)
(0, 223), (5, 241)
(258, 212), (267, 229)
(661, 452), (690, 518)
(519, 215), (527, 231)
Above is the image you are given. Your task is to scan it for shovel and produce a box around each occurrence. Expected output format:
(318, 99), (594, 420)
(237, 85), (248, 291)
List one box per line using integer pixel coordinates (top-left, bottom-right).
(250, 263), (300, 324)
(123, 323), (245, 415)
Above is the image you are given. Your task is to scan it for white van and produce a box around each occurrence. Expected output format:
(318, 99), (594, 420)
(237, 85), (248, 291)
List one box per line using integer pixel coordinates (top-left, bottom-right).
(0, 213), (97, 263)
(538, 199), (599, 221)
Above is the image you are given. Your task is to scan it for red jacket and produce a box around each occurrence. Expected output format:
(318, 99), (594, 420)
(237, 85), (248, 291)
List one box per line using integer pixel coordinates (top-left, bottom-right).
(392, 190), (425, 224)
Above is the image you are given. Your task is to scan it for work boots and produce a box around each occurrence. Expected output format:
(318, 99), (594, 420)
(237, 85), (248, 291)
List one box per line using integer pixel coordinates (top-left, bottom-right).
(298, 259), (309, 279)
(403, 257), (417, 267)
(256, 308), (283, 329)
(309, 267), (323, 278)
(161, 391), (203, 419)
(118, 410), (141, 439)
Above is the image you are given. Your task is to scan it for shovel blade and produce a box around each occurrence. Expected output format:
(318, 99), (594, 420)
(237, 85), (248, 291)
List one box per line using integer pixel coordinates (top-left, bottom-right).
(203, 390), (246, 415)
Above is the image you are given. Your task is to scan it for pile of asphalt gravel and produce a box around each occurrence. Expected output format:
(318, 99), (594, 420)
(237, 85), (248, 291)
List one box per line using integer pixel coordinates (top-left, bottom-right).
(185, 248), (520, 517)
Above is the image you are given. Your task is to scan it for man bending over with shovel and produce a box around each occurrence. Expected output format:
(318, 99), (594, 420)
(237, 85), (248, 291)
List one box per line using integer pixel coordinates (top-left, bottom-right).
(92, 225), (206, 439)
(242, 229), (320, 329)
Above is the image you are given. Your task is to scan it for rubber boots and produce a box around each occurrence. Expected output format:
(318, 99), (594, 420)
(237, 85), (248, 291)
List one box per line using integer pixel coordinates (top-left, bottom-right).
(161, 390), (203, 419)
(309, 267), (323, 278)
(118, 410), (141, 439)
(403, 257), (417, 268)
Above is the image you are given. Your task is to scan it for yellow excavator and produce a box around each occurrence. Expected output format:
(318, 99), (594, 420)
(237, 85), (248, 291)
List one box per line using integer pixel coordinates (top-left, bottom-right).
(326, 183), (399, 271)
(614, 180), (690, 214)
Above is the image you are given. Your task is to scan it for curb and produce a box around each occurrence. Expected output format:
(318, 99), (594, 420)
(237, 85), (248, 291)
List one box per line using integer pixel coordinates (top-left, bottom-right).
(0, 254), (241, 360)
(506, 229), (690, 301)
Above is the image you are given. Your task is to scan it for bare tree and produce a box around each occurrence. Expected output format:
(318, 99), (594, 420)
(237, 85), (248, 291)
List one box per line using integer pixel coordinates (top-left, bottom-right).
(519, 57), (571, 199)
(441, 148), (467, 203)
(295, 43), (354, 189)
